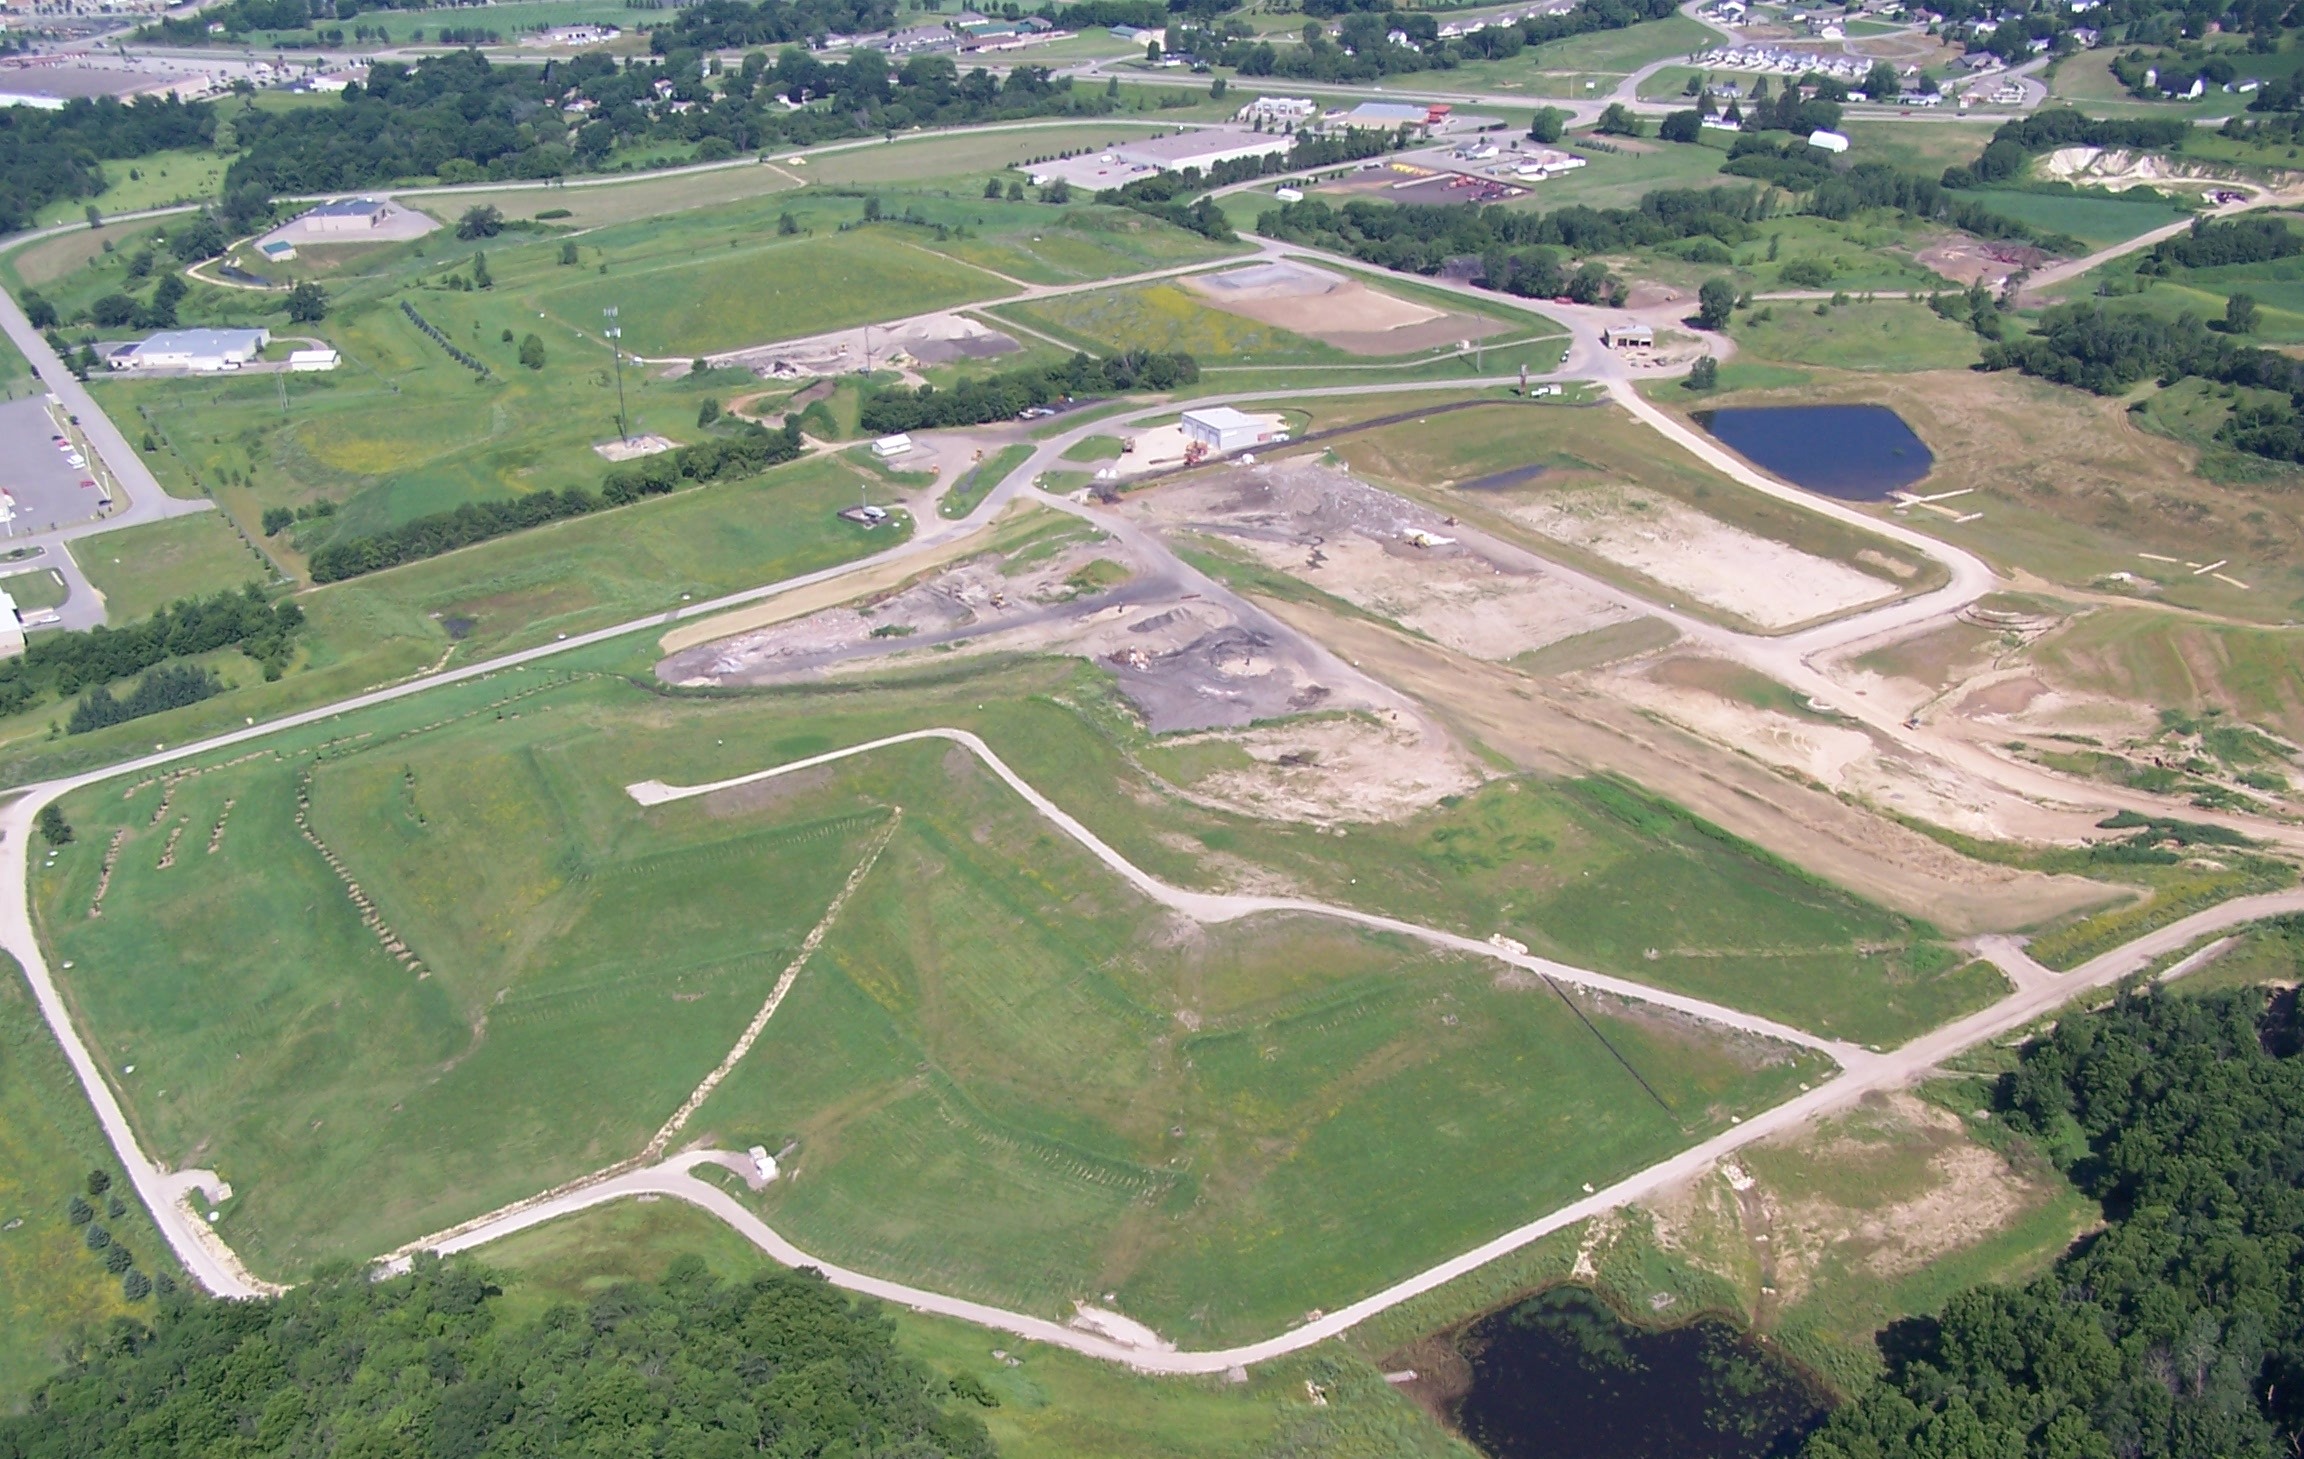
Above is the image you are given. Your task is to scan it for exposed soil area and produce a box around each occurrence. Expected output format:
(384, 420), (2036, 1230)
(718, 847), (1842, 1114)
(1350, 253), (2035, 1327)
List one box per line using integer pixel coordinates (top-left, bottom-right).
(1183, 260), (1505, 356)
(1253, 598), (2121, 933)
(712, 310), (1018, 380)
(1127, 459), (1637, 659)
(1501, 486), (1899, 629)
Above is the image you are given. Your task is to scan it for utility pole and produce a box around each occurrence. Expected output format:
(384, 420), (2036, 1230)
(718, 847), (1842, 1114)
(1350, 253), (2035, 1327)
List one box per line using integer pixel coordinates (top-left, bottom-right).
(603, 306), (629, 442)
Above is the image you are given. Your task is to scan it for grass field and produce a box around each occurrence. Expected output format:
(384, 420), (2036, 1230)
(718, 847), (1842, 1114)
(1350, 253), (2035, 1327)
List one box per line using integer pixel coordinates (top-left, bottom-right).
(998, 281), (1348, 364)
(0, 328), (31, 400)
(1525, 12), (1714, 71)
(75, 512), (276, 622)
(33, 649), (1980, 1337)
(1966, 188), (2188, 248)
(2027, 605), (2304, 743)
(537, 227), (1014, 358)
(1833, 119), (1995, 174)
(1733, 299), (1985, 372)
(33, 148), (228, 228)
(0, 961), (182, 1407)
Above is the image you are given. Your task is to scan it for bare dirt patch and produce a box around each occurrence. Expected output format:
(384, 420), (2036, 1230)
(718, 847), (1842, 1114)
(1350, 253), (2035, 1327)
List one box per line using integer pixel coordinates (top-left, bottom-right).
(1183, 260), (1505, 356)
(1502, 486), (1898, 629)
(714, 310), (1018, 381)
(1153, 714), (1484, 824)
(1255, 598), (2123, 933)
(701, 764), (833, 819)
(593, 434), (678, 461)
(1128, 458), (1638, 658)
(1915, 233), (2047, 287)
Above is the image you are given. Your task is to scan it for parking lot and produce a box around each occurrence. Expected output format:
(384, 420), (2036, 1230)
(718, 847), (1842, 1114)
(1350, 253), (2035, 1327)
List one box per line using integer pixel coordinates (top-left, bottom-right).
(0, 397), (108, 536)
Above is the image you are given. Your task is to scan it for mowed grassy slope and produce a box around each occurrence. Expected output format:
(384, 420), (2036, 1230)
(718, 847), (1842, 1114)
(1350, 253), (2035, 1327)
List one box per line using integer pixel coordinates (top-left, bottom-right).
(40, 656), (1967, 1327)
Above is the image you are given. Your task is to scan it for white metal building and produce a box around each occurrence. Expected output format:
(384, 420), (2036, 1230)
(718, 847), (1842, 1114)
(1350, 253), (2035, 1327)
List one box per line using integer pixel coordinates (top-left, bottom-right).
(0, 588), (23, 659)
(303, 197), (389, 234)
(1181, 407), (1278, 454)
(118, 328), (269, 372)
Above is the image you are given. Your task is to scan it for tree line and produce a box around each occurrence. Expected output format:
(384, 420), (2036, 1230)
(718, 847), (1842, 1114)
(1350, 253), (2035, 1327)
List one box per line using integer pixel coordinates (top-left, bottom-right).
(1801, 982), (2304, 1459)
(306, 420), (805, 583)
(0, 585), (303, 720)
(861, 350), (1199, 433)
(0, 1258), (998, 1459)
(1257, 188), (1770, 304)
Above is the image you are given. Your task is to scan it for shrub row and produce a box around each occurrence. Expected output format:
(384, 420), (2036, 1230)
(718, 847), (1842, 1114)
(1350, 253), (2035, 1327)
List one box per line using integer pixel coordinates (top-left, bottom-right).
(400, 299), (491, 376)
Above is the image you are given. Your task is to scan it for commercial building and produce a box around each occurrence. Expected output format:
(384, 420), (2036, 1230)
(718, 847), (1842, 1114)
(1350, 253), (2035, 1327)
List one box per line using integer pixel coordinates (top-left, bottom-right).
(871, 434), (913, 459)
(1604, 324), (1654, 352)
(1181, 407), (1281, 454)
(0, 63), (213, 109)
(1343, 100), (1449, 129)
(288, 348), (340, 372)
(302, 197), (389, 234)
(116, 328), (269, 372)
(1023, 129), (1292, 189)
(1235, 95), (1316, 125)
(0, 588), (22, 659)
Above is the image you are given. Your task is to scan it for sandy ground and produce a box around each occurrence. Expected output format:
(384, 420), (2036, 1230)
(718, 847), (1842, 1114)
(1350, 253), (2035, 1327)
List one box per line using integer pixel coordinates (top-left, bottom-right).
(1127, 459), (1638, 659)
(1155, 715), (1483, 824)
(1254, 598), (2122, 934)
(1502, 486), (1899, 630)
(1183, 260), (1504, 357)
(709, 311), (1018, 380)
(1636, 1090), (2064, 1320)
(1612, 653), (2116, 845)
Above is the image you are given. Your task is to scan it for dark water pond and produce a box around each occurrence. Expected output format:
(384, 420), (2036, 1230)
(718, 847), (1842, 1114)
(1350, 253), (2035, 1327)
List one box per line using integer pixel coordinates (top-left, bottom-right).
(1697, 404), (1933, 501)
(1458, 464), (1550, 492)
(1455, 1288), (1828, 1459)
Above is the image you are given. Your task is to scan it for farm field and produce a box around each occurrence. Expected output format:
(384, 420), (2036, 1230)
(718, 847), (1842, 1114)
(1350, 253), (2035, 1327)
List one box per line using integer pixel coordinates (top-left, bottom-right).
(34, 651), (1986, 1328)
(0, 962), (182, 1406)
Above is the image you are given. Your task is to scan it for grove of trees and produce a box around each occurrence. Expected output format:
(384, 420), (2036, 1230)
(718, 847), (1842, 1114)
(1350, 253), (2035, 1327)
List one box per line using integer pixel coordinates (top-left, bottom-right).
(1803, 982), (2304, 1459)
(0, 1258), (998, 1459)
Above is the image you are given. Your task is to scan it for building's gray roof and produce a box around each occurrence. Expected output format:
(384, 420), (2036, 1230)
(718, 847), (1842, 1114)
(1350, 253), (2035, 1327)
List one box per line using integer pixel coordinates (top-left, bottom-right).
(136, 328), (267, 356)
(308, 196), (386, 217)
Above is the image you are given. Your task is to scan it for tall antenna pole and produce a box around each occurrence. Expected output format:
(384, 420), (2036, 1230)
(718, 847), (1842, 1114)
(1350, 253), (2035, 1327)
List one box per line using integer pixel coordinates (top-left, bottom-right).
(603, 306), (629, 442)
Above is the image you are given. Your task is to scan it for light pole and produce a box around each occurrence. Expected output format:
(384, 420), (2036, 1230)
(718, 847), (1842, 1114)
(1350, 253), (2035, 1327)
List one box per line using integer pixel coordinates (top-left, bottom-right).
(603, 306), (629, 442)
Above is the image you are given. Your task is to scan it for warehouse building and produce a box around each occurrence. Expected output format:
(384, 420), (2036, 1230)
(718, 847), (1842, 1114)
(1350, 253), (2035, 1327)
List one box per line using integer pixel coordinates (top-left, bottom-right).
(1181, 407), (1281, 454)
(302, 197), (390, 234)
(1024, 128), (1292, 188)
(116, 328), (270, 372)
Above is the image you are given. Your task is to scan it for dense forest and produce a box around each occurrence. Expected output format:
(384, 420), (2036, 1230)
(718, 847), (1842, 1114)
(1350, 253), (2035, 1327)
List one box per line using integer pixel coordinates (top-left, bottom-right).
(860, 349), (1199, 432)
(0, 1259), (997, 1459)
(1803, 983), (2304, 1459)
(0, 97), (215, 235)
